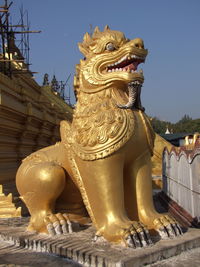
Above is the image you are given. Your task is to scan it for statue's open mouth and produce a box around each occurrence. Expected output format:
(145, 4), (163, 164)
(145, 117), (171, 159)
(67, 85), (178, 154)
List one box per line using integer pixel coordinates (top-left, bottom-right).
(107, 54), (145, 73)
(106, 54), (145, 110)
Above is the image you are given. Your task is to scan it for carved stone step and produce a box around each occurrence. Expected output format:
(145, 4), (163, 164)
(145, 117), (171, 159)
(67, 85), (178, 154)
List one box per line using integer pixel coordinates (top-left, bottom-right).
(0, 184), (21, 218)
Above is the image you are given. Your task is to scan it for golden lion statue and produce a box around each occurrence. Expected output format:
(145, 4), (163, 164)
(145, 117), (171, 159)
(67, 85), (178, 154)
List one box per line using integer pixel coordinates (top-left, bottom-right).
(16, 26), (182, 248)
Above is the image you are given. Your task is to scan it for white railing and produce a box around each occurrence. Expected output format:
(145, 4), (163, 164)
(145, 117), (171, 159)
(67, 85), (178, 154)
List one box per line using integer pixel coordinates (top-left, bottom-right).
(162, 145), (200, 217)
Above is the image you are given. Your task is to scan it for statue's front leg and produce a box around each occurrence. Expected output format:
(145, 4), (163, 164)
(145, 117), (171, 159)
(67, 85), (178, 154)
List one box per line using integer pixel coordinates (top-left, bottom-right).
(72, 153), (151, 248)
(134, 152), (182, 238)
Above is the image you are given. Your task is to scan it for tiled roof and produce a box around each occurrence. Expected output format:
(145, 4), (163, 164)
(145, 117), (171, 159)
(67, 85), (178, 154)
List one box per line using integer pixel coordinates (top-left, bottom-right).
(160, 133), (193, 141)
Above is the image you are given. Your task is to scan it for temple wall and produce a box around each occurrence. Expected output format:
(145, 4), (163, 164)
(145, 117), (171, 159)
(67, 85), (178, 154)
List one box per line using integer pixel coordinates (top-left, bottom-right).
(162, 140), (200, 217)
(0, 72), (72, 184)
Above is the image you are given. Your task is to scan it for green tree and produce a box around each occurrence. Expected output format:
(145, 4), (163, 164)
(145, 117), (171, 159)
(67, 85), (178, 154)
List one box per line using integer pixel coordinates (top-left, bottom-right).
(150, 115), (200, 134)
(178, 114), (192, 123)
(151, 117), (172, 134)
(175, 114), (192, 133)
(174, 116), (200, 133)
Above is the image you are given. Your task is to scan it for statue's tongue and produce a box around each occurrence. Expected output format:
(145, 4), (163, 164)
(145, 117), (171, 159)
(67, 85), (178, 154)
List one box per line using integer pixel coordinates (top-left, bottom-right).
(126, 62), (139, 71)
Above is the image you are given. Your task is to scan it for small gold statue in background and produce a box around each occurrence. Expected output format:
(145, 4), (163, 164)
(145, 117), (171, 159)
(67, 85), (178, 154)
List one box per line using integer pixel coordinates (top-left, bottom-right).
(16, 26), (182, 248)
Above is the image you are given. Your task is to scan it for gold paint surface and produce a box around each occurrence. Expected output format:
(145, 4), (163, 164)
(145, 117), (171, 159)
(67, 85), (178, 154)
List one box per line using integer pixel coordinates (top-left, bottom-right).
(152, 134), (174, 177)
(16, 27), (176, 244)
(0, 185), (21, 218)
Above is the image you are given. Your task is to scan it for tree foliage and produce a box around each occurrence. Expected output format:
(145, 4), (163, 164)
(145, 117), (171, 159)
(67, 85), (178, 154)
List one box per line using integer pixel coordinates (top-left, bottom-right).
(151, 115), (200, 134)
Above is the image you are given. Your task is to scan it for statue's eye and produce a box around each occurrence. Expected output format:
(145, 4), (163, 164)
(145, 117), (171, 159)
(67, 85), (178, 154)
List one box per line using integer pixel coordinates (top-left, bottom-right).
(106, 42), (115, 51)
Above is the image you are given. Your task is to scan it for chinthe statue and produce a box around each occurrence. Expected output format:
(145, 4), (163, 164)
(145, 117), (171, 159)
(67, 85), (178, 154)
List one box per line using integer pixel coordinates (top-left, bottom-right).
(16, 26), (182, 248)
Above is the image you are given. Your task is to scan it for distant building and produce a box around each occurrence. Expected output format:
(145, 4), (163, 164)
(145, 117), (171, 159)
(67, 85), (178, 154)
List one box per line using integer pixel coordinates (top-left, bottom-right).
(165, 127), (170, 134)
(160, 133), (194, 146)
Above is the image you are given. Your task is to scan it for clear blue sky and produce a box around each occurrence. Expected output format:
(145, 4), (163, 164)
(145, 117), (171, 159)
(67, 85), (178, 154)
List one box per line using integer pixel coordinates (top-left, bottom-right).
(11, 0), (200, 123)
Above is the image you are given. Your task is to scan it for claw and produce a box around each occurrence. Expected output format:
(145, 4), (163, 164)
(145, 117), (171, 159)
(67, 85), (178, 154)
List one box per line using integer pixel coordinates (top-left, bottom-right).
(63, 213), (73, 233)
(67, 220), (73, 233)
(165, 224), (175, 238)
(171, 223), (178, 236)
(138, 230), (148, 247)
(143, 229), (153, 245)
(44, 213), (74, 236)
(163, 215), (182, 237)
(46, 223), (56, 236)
(175, 223), (183, 235)
(125, 235), (135, 248)
(44, 217), (56, 236)
(53, 221), (62, 235)
(157, 226), (168, 239)
(56, 213), (68, 234)
(139, 222), (153, 245)
(164, 215), (175, 224)
(132, 232), (142, 248)
(62, 223), (68, 235)
(154, 215), (183, 239)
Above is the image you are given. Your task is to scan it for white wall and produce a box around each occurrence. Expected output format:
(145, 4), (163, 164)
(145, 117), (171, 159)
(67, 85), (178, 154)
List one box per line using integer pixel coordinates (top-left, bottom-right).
(162, 148), (200, 217)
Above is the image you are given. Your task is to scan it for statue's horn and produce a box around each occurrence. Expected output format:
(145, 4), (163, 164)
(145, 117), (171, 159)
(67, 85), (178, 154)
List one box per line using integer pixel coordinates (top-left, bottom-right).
(104, 25), (110, 31)
(93, 26), (100, 37)
(83, 32), (91, 43)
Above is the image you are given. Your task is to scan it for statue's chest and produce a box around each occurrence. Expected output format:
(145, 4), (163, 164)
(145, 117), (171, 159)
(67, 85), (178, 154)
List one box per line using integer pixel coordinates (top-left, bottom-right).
(70, 107), (135, 160)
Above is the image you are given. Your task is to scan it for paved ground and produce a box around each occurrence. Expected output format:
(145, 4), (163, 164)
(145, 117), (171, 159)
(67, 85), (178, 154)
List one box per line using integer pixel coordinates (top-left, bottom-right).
(148, 247), (200, 267)
(0, 240), (80, 267)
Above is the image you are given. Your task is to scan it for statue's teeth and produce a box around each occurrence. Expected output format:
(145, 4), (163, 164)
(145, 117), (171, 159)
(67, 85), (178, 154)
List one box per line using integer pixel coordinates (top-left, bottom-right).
(107, 54), (144, 70)
(119, 55), (126, 63)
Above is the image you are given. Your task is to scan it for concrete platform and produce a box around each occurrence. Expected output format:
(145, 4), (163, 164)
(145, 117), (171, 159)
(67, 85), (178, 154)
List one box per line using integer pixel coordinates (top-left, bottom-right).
(0, 218), (200, 267)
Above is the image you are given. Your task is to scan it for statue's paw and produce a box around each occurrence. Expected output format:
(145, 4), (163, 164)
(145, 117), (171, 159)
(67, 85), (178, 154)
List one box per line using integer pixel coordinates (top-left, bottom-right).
(123, 222), (153, 248)
(44, 213), (73, 236)
(153, 215), (182, 239)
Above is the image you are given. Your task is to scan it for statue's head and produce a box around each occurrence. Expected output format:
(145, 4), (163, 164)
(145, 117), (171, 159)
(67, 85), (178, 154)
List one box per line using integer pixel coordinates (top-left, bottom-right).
(75, 26), (148, 95)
